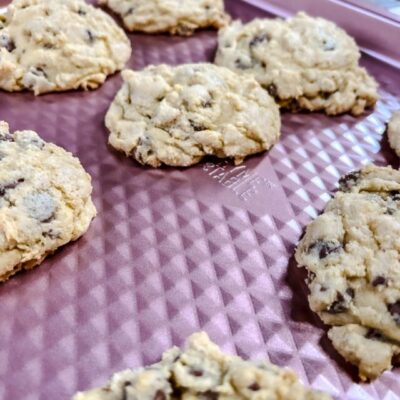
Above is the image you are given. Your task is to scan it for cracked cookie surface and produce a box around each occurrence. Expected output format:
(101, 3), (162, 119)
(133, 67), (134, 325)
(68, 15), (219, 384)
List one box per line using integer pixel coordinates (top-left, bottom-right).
(0, 121), (96, 282)
(215, 12), (378, 116)
(98, 0), (229, 35)
(106, 63), (281, 168)
(296, 164), (400, 379)
(0, 0), (131, 95)
(73, 332), (331, 400)
(388, 111), (400, 157)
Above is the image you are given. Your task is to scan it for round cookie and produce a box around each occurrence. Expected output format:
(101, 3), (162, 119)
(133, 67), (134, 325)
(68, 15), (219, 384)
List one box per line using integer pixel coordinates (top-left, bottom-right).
(74, 332), (332, 400)
(0, 121), (96, 282)
(296, 164), (400, 379)
(0, 0), (131, 95)
(105, 63), (281, 168)
(215, 12), (379, 116)
(98, 0), (229, 36)
(388, 110), (400, 157)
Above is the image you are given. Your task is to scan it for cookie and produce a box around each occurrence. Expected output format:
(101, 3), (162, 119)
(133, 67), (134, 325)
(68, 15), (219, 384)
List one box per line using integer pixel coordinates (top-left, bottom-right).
(0, 121), (96, 282)
(328, 325), (400, 381)
(295, 164), (400, 379)
(98, 0), (229, 36)
(73, 332), (331, 400)
(0, 0), (131, 95)
(388, 111), (400, 157)
(105, 63), (281, 167)
(215, 12), (379, 116)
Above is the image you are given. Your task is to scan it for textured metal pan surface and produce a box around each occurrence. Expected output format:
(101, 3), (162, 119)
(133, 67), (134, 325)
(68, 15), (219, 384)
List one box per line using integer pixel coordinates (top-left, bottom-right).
(0, 1), (400, 399)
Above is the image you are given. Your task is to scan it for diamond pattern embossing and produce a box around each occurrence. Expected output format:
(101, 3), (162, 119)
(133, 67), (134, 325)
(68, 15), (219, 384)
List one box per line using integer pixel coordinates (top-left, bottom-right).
(0, 0), (400, 399)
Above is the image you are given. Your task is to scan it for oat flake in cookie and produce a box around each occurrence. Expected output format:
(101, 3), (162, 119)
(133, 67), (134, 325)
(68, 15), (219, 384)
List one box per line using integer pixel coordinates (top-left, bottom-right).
(295, 165), (400, 380)
(98, 0), (229, 36)
(215, 12), (379, 116)
(0, 121), (96, 282)
(73, 332), (331, 400)
(0, 0), (131, 95)
(105, 64), (281, 168)
(388, 111), (400, 157)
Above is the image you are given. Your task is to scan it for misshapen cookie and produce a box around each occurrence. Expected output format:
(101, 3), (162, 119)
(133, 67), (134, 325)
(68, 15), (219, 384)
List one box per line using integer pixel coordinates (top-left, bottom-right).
(0, 121), (96, 282)
(0, 0), (131, 95)
(296, 165), (400, 379)
(73, 332), (332, 400)
(215, 12), (378, 116)
(98, 0), (229, 35)
(106, 63), (281, 167)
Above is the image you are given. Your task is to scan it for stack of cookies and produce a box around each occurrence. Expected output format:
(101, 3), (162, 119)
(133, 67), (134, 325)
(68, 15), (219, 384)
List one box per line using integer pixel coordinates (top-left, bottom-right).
(1, 0), (399, 398)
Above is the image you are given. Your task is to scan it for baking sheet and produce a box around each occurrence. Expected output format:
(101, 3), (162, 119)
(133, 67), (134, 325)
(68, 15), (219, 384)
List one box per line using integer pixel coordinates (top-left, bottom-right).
(0, 0), (400, 399)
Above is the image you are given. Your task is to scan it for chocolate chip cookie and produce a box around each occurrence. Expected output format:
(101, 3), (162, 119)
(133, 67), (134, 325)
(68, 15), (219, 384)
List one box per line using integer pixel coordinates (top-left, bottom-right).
(329, 325), (400, 381)
(0, 121), (96, 282)
(215, 12), (379, 116)
(296, 164), (400, 379)
(73, 332), (332, 399)
(388, 111), (400, 157)
(0, 0), (131, 95)
(105, 63), (281, 167)
(98, 0), (229, 35)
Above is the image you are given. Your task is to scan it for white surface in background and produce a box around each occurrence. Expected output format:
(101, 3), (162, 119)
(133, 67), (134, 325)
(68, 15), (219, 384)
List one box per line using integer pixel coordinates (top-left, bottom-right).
(390, 6), (400, 15)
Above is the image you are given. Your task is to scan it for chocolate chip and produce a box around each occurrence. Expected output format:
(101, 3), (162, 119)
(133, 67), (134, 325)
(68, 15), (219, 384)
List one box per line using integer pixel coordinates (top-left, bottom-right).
(346, 288), (355, 299)
(121, 381), (132, 400)
(338, 170), (361, 191)
(307, 271), (316, 284)
(0, 178), (25, 197)
(153, 391), (166, 400)
(190, 369), (203, 377)
(31, 66), (48, 79)
(23, 136), (45, 149)
(135, 136), (154, 164)
(319, 91), (332, 100)
(322, 38), (336, 51)
(24, 192), (56, 223)
(77, 8), (87, 15)
(86, 30), (95, 43)
(203, 391), (219, 400)
(249, 33), (269, 47)
(235, 58), (251, 70)
(0, 133), (14, 142)
(43, 229), (60, 239)
(189, 120), (207, 132)
(386, 207), (396, 215)
(308, 240), (342, 259)
(266, 83), (277, 97)
(0, 34), (16, 52)
(124, 8), (134, 16)
(248, 382), (261, 391)
(202, 100), (212, 108)
(365, 328), (385, 341)
(388, 301), (400, 324)
(327, 292), (347, 314)
(389, 191), (400, 201)
(372, 276), (386, 287)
